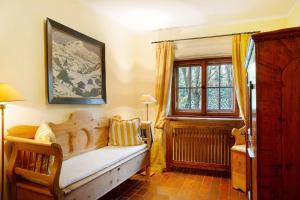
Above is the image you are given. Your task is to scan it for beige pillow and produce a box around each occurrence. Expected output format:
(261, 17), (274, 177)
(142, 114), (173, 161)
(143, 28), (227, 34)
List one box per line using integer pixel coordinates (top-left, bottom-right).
(109, 116), (143, 146)
(34, 122), (56, 143)
(34, 122), (56, 174)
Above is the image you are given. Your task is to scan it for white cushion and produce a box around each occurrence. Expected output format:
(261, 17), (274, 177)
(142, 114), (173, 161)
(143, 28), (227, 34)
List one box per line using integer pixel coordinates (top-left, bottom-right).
(34, 122), (56, 174)
(231, 144), (246, 153)
(59, 144), (147, 189)
(34, 122), (56, 143)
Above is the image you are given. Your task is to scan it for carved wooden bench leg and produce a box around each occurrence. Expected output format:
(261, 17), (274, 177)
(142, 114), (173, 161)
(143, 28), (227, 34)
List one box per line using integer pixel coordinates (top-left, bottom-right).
(145, 165), (150, 181)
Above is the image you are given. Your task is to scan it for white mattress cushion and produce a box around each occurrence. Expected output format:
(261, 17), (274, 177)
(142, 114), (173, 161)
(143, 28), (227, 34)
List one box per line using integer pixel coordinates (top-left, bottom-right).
(231, 144), (246, 153)
(59, 144), (147, 189)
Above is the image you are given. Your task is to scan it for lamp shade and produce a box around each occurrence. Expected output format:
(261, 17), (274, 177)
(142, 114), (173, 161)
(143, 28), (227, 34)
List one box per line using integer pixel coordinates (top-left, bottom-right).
(140, 94), (157, 104)
(0, 83), (24, 103)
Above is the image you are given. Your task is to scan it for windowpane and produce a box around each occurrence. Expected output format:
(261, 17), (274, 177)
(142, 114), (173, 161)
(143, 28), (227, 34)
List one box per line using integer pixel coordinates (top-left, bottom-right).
(207, 88), (219, 110)
(191, 88), (201, 110)
(220, 64), (233, 87)
(220, 88), (233, 110)
(173, 58), (237, 116)
(178, 88), (190, 110)
(178, 67), (189, 87)
(191, 66), (201, 87)
(207, 65), (219, 87)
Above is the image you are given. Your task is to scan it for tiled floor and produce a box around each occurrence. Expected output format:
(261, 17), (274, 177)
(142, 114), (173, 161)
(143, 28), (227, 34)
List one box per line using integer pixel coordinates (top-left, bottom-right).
(100, 168), (246, 200)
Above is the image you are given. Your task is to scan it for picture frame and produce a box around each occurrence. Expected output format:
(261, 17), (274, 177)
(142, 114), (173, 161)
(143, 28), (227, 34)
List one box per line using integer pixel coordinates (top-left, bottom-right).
(46, 18), (106, 104)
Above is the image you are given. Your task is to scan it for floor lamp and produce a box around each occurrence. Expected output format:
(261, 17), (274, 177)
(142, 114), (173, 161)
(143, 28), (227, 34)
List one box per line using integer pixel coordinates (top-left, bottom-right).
(140, 94), (157, 121)
(0, 83), (24, 200)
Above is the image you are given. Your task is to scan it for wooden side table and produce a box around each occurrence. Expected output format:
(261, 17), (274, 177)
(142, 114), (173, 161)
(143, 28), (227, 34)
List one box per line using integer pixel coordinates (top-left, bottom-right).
(231, 144), (246, 192)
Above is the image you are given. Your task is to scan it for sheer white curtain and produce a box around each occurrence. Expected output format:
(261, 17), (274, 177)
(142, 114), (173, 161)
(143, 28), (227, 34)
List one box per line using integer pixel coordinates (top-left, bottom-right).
(174, 35), (232, 60)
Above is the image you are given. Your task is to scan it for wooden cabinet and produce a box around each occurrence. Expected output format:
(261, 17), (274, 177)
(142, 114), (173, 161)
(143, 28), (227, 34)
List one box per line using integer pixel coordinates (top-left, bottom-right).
(245, 27), (300, 200)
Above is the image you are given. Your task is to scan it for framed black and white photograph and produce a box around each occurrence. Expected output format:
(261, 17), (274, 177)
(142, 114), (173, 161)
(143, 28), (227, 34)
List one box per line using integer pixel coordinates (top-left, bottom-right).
(46, 18), (106, 104)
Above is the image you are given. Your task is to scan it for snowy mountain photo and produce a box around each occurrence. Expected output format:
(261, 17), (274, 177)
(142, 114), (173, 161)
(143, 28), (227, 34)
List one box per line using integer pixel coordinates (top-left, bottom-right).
(47, 19), (106, 105)
(52, 39), (102, 98)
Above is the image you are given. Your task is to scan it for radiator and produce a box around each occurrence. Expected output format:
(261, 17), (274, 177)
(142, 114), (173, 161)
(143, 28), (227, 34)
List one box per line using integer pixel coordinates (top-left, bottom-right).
(165, 120), (241, 171)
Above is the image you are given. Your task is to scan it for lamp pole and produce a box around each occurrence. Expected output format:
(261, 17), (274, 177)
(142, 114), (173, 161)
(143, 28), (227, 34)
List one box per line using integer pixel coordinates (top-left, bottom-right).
(0, 83), (24, 200)
(139, 94), (156, 122)
(146, 104), (149, 121)
(1, 104), (5, 200)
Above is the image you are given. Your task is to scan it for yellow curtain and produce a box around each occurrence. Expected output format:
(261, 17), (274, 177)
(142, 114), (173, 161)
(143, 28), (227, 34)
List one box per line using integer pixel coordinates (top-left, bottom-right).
(231, 34), (251, 144)
(151, 41), (174, 172)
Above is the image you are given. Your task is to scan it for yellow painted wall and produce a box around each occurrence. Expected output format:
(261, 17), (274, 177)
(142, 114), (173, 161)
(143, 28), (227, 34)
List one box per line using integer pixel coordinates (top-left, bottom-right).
(0, 0), (140, 125)
(0, 0), (139, 199)
(287, 0), (300, 27)
(0, 0), (293, 198)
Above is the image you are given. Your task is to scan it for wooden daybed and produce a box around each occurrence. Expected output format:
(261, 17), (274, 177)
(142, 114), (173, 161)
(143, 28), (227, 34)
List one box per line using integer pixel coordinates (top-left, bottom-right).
(6, 111), (152, 200)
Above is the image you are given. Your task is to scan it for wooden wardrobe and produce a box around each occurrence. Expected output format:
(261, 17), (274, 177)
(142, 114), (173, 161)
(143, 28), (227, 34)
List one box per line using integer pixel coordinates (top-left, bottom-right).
(245, 27), (300, 200)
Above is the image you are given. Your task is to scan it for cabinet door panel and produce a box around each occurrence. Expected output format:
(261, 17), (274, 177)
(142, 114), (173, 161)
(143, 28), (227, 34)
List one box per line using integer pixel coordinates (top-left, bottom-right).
(282, 58), (300, 199)
(247, 27), (300, 200)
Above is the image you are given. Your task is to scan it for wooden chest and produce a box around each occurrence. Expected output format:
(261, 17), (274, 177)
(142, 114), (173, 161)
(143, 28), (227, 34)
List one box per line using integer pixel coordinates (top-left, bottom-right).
(231, 145), (246, 192)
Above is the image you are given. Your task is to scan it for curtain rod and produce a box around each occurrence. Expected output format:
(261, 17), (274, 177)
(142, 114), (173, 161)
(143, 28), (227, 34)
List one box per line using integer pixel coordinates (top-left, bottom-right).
(151, 31), (260, 44)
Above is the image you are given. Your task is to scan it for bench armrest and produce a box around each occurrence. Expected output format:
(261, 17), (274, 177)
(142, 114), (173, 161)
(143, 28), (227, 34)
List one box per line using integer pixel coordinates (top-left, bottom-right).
(232, 126), (246, 145)
(141, 121), (153, 149)
(6, 136), (63, 197)
(6, 136), (52, 146)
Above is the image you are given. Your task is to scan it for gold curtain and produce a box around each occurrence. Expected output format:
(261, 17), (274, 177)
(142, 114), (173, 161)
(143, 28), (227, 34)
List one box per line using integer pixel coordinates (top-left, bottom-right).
(231, 34), (251, 144)
(151, 42), (174, 172)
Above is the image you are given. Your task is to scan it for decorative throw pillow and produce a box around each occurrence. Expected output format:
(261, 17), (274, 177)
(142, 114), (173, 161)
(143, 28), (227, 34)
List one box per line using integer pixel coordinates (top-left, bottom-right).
(34, 122), (56, 143)
(34, 122), (56, 174)
(109, 117), (143, 146)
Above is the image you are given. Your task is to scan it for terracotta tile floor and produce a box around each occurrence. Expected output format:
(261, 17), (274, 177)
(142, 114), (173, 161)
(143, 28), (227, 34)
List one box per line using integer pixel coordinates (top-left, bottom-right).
(99, 168), (246, 200)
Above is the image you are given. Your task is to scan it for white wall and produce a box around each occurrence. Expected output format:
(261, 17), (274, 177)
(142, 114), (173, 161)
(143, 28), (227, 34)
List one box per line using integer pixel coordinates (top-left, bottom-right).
(287, 0), (300, 27)
(0, 0), (141, 125)
(0, 0), (139, 199)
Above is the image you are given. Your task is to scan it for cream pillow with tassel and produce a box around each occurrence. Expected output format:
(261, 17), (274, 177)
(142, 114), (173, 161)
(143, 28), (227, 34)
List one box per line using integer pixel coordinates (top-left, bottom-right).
(34, 122), (56, 174)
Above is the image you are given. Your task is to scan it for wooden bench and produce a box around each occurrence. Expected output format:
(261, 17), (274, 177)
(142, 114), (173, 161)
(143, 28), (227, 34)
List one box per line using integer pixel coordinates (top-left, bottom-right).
(6, 111), (152, 200)
(231, 127), (246, 192)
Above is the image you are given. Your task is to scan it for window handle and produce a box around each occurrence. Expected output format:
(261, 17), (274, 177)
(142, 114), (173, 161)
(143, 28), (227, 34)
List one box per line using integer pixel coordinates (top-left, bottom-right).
(249, 81), (255, 90)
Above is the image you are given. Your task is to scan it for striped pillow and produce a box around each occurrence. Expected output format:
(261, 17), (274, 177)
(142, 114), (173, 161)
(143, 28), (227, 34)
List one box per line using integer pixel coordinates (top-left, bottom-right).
(109, 117), (144, 146)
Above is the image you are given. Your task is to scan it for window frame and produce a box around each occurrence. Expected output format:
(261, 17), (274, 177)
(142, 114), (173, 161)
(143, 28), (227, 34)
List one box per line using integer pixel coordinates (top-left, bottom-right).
(171, 57), (239, 117)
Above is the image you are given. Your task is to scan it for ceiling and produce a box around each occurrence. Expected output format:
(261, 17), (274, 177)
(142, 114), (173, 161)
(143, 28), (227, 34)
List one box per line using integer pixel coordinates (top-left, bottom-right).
(82, 0), (298, 32)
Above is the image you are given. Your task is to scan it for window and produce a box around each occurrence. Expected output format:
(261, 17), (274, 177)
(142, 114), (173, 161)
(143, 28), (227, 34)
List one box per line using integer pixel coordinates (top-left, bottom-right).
(172, 58), (238, 117)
